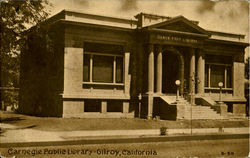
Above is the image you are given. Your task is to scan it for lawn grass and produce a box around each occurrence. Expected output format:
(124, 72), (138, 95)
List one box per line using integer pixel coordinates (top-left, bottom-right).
(0, 111), (249, 131)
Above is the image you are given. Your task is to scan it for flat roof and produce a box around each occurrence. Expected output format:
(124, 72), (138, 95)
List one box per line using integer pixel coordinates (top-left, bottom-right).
(62, 9), (137, 23)
(46, 10), (247, 42)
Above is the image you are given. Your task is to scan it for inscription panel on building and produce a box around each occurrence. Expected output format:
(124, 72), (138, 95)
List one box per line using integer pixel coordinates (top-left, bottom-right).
(156, 35), (198, 43)
(150, 33), (203, 47)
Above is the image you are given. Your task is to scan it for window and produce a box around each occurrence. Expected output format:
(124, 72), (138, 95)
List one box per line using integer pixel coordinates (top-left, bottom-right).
(83, 42), (124, 84)
(107, 100), (123, 112)
(93, 55), (113, 83)
(205, 55), (232, 89)
(83, 54), (90, 82)
(210, 65), (224, 87)
(84, 100), (101, 112)
(116, 57), (123, 83)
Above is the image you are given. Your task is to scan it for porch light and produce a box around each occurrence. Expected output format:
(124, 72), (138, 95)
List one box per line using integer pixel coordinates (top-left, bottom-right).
(218, 82), (223, 103)
(175, 80), (181, 101)
(175, 80), (181, 86)
(218, 82), (223, 88)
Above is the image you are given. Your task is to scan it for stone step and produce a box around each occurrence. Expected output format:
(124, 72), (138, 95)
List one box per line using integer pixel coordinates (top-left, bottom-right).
(184, 112), (219, 115)
(184, 115), (222, 118)
(186, 110), (217, 113)
(182, 118), (226, 120)
(185, 108), (215, 111)
(184, 115), (221, 118)
(161, 96), (226, 120)
(185, 115), (223, 118)
(189, 106), (213, 108)
(187, 110), (216, 112)
(185, 108), (216, 111)
(184, 116), (224, 118)
(185, 114), (223, 116)
(182, 105), (224, 119)
(185, 117), (225, 119)
(184, 116), (225, 119)
(184, 110), (218, 113)
(184, 115), (223, 117)
(184, 109), (217, 111)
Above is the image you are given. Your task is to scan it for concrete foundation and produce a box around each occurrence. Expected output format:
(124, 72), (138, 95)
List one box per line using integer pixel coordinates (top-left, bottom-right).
(233, 104), (246, 116)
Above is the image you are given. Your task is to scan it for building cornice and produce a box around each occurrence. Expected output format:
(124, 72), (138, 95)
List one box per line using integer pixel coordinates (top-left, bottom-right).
(64, 9), (138, 25)
(56, 19), (134, 32)
(146, 28), (210, 38)
(205, 38), (249, 47)
(208, 30), (245, 39)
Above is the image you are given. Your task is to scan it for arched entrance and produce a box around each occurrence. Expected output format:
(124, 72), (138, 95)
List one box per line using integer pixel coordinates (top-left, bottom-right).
(162, 46), (184, 96)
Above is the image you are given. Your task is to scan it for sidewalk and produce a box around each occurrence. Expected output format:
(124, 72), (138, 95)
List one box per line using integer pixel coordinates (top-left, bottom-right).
(0, 111), (249, 147)
(0, 122), (249, 145)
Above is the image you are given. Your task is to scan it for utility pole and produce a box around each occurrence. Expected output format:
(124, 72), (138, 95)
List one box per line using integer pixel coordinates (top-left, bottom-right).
(190, 72), (195, 135)
(175, 80), (181, 101)
(0, 22), (2, 110)
(138, 93), (142, 118)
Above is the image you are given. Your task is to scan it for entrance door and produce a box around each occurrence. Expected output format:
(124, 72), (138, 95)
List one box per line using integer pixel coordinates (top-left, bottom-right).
(162, 52), (179, 94)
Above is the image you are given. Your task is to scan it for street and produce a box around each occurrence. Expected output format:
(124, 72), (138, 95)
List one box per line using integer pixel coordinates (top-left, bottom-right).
(0, 138), (248, 158)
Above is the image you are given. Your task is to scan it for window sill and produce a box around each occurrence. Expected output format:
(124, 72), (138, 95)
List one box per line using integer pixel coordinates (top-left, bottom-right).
(82, 82), (124, 86)
(62, 93), (130, 100)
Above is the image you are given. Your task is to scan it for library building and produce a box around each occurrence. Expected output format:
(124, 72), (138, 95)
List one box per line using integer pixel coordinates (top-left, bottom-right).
(19, 10), (249, 119)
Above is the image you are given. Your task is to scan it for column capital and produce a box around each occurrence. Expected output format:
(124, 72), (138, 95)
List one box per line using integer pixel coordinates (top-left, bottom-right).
(148, 44), (154, 53)
(197, 48), (205, 55)
(156, 45), (162, 53)
(189, 47), (195, 55)
(123, 45), (130, 53)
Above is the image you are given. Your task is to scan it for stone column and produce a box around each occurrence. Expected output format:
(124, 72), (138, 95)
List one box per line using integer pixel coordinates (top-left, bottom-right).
(197, 51), (205, 95)
(156, 45), (162, 94)
(124, 52), (130, 95)
(179, 57), (185, 96)
(148, 44), (154, 94)
(147, 44), (154, 119)
(189, 48), (195, 105)
(64, 47), (83, 93)
(233, 55), (245, 97)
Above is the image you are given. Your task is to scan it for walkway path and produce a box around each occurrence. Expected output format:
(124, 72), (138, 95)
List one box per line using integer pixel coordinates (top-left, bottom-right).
(0, 123), (248, 143)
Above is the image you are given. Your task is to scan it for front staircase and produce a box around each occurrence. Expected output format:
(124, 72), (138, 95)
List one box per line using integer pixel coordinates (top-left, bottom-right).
(182, 105), (225, 120)
(158, 96), (225, 120)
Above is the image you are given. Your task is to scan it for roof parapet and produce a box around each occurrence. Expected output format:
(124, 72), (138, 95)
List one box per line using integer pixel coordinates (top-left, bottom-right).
(208, 30), (246, 42)
(135, 12), (199, 28)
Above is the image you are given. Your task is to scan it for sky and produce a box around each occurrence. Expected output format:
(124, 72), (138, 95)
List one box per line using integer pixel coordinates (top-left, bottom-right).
(47, 0), (249, 57)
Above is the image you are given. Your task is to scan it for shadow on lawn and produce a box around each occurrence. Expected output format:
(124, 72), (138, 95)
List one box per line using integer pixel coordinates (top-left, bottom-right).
(0, 117), (25, 123)
(0, 123), (37, 137)
(0, 128), (6, 136)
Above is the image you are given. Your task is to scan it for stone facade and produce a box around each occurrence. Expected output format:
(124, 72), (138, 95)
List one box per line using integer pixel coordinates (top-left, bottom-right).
(19, 10), (248, 118)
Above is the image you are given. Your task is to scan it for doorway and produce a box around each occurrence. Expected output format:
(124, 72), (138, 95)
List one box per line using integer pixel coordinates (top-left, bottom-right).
(162, 52), (180, 94)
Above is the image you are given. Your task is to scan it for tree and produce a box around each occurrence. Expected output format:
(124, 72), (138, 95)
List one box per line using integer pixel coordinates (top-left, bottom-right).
(245, 57), (249, 79)
(0, 0), (51, 110)
(245, 57), (249, 116)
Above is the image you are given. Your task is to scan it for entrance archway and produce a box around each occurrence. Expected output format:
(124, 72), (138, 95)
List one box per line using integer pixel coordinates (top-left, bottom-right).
(162, 46), (184, 96)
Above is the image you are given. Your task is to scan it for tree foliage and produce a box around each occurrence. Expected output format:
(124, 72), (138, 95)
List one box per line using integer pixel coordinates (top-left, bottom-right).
(0, 0), (51, 108)
(246, 57), (249, 79)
